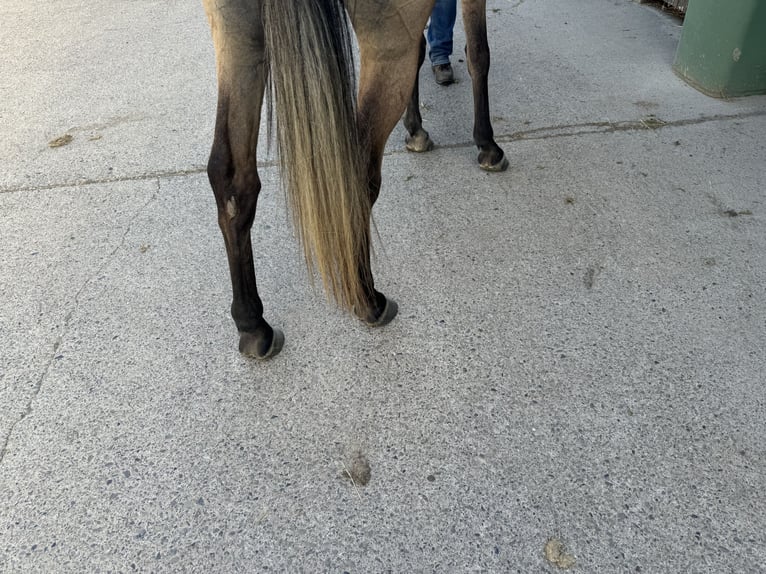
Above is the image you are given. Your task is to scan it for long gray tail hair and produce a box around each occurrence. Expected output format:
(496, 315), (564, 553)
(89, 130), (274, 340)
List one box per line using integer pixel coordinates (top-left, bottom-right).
(263, 0), (371, 311)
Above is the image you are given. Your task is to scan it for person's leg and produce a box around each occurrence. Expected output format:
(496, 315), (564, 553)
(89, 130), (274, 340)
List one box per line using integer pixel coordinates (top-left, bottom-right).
(427, 0), (457, 83)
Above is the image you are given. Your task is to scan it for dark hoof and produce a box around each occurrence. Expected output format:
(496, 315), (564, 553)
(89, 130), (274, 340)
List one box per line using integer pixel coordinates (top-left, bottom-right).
(239, 328), (284, 360)
(479, 152), (509, 172)
(362, 296), (398, 328)
(405, 130), (434, 153)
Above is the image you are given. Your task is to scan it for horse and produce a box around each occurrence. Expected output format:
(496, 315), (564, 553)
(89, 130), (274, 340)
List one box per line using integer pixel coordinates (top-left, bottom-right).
(202, 0), (508, 360)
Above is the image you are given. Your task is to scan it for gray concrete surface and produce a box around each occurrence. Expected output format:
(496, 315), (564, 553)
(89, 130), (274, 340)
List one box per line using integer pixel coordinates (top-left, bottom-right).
(1, 0), (765, 572)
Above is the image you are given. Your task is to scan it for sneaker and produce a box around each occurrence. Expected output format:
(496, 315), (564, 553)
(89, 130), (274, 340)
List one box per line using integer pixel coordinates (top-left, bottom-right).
(432, 63), (454, 85)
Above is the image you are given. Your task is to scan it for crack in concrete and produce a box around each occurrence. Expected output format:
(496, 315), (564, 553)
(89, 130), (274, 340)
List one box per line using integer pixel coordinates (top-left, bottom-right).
(439, 110), (766, 151)
(0, 179), (161, 467)
(0, 110), (763, 196)
(499, 111), (765, 142)
(0, 166), (211, 195)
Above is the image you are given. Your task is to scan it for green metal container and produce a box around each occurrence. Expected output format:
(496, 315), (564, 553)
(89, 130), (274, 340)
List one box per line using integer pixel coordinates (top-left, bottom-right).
(673, 0), (766, 98)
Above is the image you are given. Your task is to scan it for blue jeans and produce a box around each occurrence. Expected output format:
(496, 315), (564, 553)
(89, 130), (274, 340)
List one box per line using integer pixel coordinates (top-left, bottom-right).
(427, 0), (457, 66)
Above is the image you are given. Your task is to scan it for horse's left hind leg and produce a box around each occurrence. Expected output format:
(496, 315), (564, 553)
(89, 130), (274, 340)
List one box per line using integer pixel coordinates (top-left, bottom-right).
(403, 35), (435, 153)
(205, 2), (283, 359)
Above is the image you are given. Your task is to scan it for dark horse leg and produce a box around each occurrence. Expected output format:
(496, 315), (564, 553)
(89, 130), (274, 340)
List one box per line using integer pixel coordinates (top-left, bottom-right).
(203, 0), (283, 359)
(401, 0), (508, 171)
(462, 0), (509, 171)
(403, 35), (435, 153)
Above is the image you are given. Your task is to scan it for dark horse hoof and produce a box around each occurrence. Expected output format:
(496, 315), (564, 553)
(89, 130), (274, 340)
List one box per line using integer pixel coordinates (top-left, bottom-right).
(479, 153), (509, 172)
(478, 146), (509, 172)
(358, 295), (399, 328)
(239, 327), (285, 360)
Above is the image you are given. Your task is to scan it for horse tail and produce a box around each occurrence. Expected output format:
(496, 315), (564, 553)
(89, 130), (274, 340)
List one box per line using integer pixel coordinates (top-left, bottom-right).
(263, 0), (370, 312)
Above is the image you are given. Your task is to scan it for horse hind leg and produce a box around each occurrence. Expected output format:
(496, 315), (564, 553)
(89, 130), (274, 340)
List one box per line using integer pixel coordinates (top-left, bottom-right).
(462, 0), (509, 171)
(205, 2), (283, 359)
(351, 13), (437, 326)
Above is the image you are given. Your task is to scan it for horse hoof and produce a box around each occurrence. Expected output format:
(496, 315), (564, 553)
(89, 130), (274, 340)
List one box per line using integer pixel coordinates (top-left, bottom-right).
(363, 296), (398, 328)
(480, 153), (509, 172)
(405, 130), (434, 153)
(239, 328), (284, 360)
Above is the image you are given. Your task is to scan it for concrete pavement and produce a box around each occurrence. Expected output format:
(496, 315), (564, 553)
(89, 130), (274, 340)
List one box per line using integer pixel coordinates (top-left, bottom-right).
(1, 0), (765, 571)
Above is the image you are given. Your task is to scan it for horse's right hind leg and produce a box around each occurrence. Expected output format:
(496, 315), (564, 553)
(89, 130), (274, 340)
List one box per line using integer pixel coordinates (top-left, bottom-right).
(204, 1), (283, 359)
(351, 2), (435, 326)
